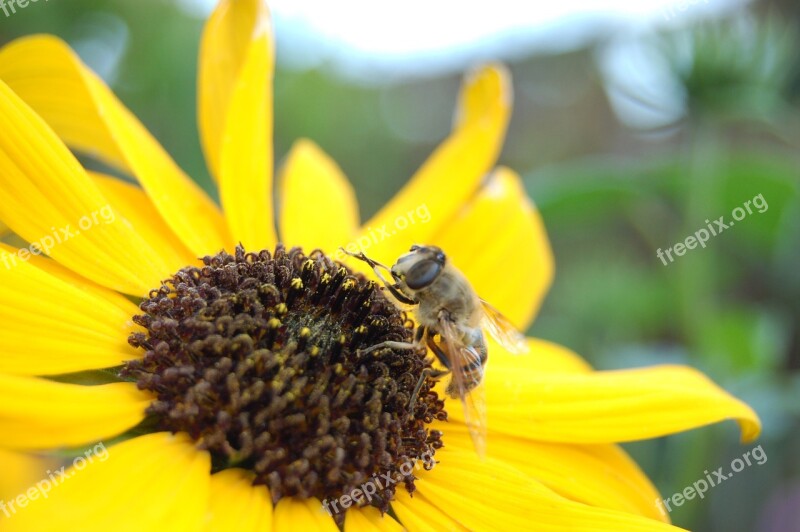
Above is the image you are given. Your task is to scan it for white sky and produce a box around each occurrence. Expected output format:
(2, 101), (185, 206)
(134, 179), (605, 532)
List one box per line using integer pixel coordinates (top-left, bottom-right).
(179, 0), (747, 76)
(176, 0), (751, 128)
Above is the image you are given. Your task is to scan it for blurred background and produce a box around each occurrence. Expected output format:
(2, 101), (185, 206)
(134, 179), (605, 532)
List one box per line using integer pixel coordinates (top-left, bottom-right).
(1, 0), (798, 530)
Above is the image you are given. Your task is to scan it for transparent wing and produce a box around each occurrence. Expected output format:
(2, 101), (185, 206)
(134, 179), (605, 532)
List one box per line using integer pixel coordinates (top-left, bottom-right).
(479, 299), (529, 354)
(437, 316), (487, 458)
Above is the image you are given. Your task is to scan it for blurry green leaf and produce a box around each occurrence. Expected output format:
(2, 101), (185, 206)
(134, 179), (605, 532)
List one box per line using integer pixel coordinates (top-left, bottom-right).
(696, 309), (788, 375)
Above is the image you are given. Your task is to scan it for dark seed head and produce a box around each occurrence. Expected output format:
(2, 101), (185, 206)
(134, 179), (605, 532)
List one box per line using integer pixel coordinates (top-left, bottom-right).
(122, 245), (446, 514)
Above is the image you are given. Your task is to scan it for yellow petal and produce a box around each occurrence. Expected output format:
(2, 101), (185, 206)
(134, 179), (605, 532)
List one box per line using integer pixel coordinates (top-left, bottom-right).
(344, 506), (404, 532)
(204, 469), (272, 531)
(0, 243), (142, 375)
(431, 166), (554, 329)
(443, 426), (667, 522)
(0, 36), (230, 257)
(415, 447), (684, 531)
(90, 172), (197, 270)
(273, 497), (338, 532)
(1, 433), (210, 531)
(427, 337), (590, 414)
(468, 363), (761, 444)
(0, 80), (181, 295)
(278, 139), (359, 254)
(0, 449), (59, 503)
(391, 489), (468, 532)
(199, 0), (263, 181)
(0, 375), (150, 450)
(345, 64), (511, 270)
(511, 337), (593, 374)
(199, 0), (276, 250)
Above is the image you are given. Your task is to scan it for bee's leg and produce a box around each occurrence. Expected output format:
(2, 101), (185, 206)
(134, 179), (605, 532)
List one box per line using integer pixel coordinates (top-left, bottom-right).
(358, 325), (426, 356)
(358, 340), (421, 356)
(426, 330), (452, 370)
(340, 248), (418, 306)
(408, 329), (450, 412)
(381, 282), (418, 306)
(409, 367), (448, 413)
(415, 325), (425, 343)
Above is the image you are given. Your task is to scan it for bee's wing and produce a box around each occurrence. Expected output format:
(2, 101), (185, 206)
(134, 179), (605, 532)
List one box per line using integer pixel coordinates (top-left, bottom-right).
(437, 316), (487, 458)
(479, 299), (529, 354)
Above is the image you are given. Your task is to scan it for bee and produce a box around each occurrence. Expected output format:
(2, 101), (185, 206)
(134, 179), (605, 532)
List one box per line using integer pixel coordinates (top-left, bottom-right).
(342, 245), (528, 456)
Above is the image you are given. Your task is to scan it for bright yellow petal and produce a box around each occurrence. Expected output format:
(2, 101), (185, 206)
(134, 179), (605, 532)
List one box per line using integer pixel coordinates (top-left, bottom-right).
(415, 447), (684, 531)
(344, 506), (404, 531)
(0, 449), (59, 503)
(0, 80), (180, 295)
(392, 489), (468, 532)
(465, 364), (761, 444)
(426, 337), (588, 400)
(199, 0), (276, 250)
(344, 64), (511, 270)
(443, 426), (667, 523)
(431, 166), (553, 329)
(90, 172), (197, 269)
(199, 0), (262, 181)
(279, 139), (360, 254)
(513, 337), (593, 374)
(0, 243), (142, 375)
(1, 433), (210, 531)
(0, 36), (230, 257)
(204, 469), (272, 531)
(273, 497), (338, 532)
(0, 375), (150, 450)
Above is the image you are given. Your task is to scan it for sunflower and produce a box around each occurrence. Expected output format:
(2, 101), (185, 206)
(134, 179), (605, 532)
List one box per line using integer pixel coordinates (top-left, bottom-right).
(0, 0), (760, 530)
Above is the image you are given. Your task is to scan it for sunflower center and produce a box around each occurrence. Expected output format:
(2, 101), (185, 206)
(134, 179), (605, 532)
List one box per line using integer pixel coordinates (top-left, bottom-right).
(122, 246), (445, 512)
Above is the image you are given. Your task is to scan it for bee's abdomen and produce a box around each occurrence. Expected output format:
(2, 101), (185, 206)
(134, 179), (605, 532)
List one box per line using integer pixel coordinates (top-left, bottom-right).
(446, 330), (488, 398)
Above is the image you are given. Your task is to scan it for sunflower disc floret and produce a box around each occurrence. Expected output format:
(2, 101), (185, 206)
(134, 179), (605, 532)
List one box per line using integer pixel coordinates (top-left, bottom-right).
(123, 245), (445, 511)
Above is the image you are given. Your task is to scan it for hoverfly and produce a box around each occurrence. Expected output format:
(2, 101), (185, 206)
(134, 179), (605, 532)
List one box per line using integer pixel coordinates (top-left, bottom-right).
(342, 245), (528, 456)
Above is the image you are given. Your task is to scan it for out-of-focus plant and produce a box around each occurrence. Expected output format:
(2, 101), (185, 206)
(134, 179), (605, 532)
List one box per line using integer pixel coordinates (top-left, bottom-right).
(534, 11), (800, 532)
(663, 15), (798, 124)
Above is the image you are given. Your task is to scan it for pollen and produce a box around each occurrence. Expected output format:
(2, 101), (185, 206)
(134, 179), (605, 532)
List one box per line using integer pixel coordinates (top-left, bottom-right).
(122, 245), (445, 514)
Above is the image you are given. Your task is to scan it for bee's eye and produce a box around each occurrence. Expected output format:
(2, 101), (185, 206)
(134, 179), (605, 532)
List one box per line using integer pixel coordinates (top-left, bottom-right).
(405, 259), (442, 289)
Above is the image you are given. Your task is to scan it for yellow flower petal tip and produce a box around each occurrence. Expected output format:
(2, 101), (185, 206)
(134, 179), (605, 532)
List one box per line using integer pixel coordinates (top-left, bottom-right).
(355, 60), (513, 269)
(199, 0), (276, 251)
(472, 363), (763, 445)
(456, 62), (513, 129)
(431, 166), (555, 327)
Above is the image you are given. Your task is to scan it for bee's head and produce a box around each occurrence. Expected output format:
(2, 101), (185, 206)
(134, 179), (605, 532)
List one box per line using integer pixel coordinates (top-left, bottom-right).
(391, 245), (447, 290)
